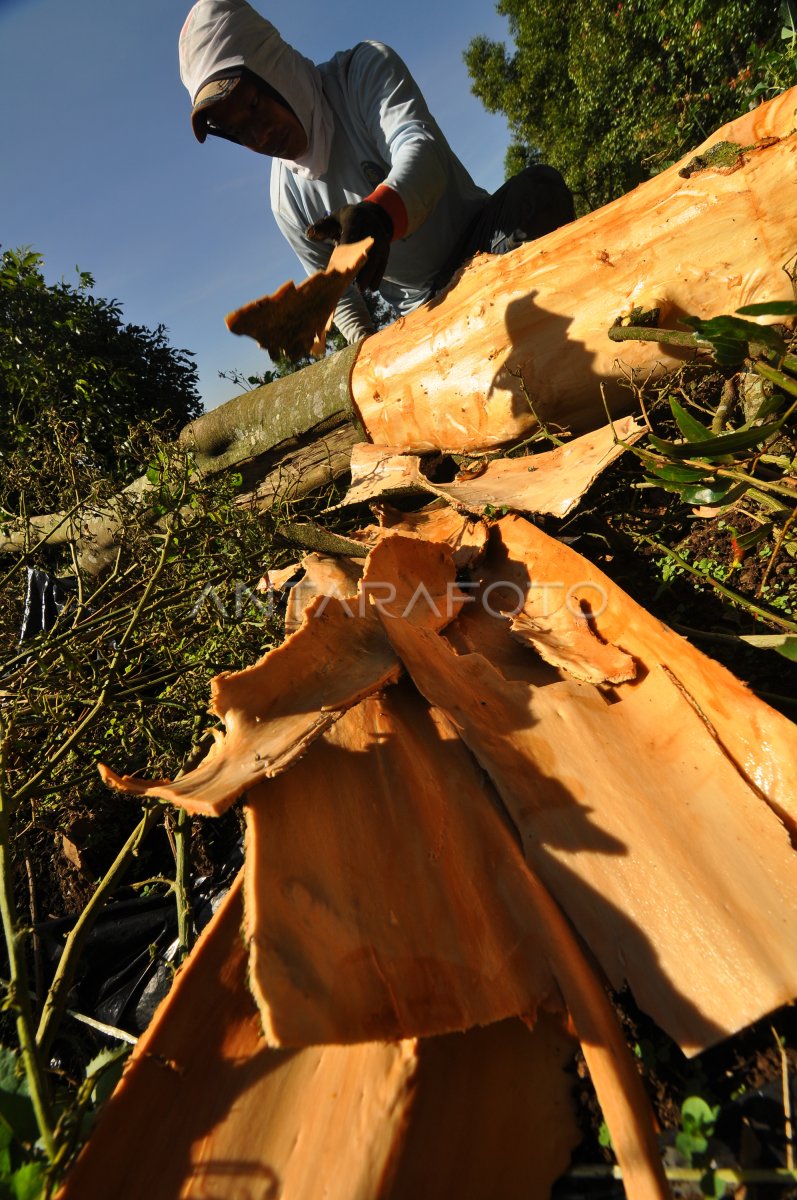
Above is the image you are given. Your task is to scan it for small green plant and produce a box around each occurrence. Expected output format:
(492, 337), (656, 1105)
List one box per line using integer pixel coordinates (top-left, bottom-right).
(674, 1096), (731, 1198)
(675, 1094), (720, 1164)
(0, 1044), (47, 1199)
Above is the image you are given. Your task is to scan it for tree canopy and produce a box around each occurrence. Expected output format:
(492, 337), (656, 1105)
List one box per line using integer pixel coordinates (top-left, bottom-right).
(465, 0), (790, 210)
(0, 247), (202, 496)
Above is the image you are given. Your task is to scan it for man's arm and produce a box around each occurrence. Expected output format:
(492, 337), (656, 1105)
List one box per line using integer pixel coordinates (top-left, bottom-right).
(347, 41), (449, 237)
(303, 42), (452, 300)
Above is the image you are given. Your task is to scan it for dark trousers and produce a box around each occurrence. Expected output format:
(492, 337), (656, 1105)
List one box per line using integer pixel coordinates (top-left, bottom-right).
(434, 164), (575, 291)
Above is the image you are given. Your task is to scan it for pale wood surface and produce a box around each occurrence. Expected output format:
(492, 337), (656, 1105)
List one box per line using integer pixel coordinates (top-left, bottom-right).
(244, 680), (556, 1046)
(243, 679), (668, 1197)
(378, 518), (797, 1054)
(57, 878), (418, 1200)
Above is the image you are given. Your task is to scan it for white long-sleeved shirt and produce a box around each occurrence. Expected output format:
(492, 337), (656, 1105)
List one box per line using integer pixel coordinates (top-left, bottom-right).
(271, 40), (488, 341)
(180, 2), (488, 343)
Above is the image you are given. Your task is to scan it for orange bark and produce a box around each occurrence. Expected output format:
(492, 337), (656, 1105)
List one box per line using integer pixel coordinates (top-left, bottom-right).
(336, 417), (645, 518)
(58, 873), (582, 1200)
(99, 535), (462, 815)
(226, 237), (373, 360)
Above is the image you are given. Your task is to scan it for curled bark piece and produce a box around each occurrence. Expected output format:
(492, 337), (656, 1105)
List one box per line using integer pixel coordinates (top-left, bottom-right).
(58, 876), (582, 1200)
(283, 552), (364, 634)
(99, 535), (461, 815)
(381, 562), (797, 1055)
(335, 443), (426, 505)
(226, 238), (373, 361)
(494, 514), (797, 828)
(433, 415), (645, 517)
(335, 417), (644, 518)
(509, 606), (637, 685)
(259, 560), (302, 592)
(356, 501), (489, 570)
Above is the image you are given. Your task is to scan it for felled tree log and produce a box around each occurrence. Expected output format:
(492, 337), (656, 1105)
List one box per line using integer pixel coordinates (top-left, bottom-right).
(177, 341), (364, 486)
(6, 89), (796, 566)
(0, 344), (365, 571)
(351, 87), (797, 450)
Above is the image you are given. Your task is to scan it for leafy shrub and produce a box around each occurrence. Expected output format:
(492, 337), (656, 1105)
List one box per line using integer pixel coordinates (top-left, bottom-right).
(0, 248), (202, 510)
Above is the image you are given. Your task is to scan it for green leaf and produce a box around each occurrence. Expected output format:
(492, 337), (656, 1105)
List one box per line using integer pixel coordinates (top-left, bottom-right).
(739, 634), (797, 661)
(684, 314), (788, 365)
(669, 398), (711, 442)
(598, 1121), (613, 1148)
(676, 1130), (707, 1162)
(751, 393), (786, 421)
(85, 1045), (130, 1109)
(701, 1168), (729, 1198)
(734, 523), (774, 552)
(680, 483), (730, 506)
(9, 1161), (46, 1200)
(0, 1122), (13, 1178)
(681, 480), (750, 507)
(736, 301), (797, 317)
(645, 463), (707, 483)
(682, 1096), (720, 1134)
(647, 421), (782, 460)
(688, 314), (788, 350)
(0, 1048), (37, 1147)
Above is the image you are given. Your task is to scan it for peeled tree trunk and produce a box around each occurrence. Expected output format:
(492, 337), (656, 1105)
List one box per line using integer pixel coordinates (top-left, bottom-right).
(351, 87), (797, 451)
(4, 89), (795, 567)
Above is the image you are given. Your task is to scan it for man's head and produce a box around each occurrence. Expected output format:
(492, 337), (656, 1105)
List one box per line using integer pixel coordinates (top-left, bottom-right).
(191, 67), (308, 159)
(179, 0), (333, 178)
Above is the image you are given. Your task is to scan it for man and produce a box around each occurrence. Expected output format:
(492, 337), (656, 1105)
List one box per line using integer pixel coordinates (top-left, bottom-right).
(179, 0), (574, 343)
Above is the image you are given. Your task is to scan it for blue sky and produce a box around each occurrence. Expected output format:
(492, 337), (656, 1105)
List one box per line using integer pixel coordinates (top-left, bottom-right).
(0, 0), (512, 411)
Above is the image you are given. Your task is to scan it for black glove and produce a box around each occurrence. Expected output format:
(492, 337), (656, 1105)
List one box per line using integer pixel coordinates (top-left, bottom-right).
(307, 201), (393, 291)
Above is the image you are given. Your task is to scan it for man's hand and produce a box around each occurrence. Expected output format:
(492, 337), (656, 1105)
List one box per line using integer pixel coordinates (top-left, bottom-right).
(307, 201), (393, 291)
